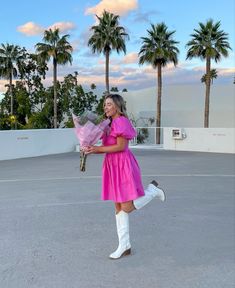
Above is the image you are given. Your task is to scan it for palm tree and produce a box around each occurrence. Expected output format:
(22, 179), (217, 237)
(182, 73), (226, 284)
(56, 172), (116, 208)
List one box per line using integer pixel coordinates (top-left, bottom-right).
(35, 28), (73, 128)
(0, 43), (25, 115)
(139, 23), (179, 144)
(110, 86), (118, 92)
(88, 10), (129, 94)
(201, 69), (218, 84)
(186, 19), (231, 127)
(90, 83), (96, 90)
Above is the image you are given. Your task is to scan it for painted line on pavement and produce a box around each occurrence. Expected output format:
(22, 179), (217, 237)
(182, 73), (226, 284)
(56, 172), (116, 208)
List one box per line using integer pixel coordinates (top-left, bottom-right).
(0, 174), (234, 183)
(0, 200), (106, 210)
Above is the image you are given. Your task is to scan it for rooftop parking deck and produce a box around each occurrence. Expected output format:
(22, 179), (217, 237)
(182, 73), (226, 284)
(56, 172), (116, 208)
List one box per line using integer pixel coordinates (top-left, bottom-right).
(0, 149), (234, 288)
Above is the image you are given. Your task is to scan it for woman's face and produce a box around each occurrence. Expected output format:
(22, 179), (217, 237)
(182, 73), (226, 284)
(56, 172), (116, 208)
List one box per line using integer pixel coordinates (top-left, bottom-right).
(104, 98), (119, 119)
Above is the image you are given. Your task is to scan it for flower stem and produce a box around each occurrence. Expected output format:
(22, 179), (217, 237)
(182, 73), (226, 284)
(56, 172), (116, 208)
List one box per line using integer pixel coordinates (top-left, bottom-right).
(80, 150), (87, 172)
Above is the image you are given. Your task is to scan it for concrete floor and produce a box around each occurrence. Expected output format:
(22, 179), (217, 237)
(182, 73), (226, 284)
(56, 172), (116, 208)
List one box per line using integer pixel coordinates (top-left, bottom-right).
(0, 149), (234, 288)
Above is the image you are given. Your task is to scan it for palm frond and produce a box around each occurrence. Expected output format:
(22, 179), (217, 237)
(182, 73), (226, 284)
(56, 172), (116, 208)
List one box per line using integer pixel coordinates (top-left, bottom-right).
(186, 19), (231, 61)
(138, 23), (179, 69)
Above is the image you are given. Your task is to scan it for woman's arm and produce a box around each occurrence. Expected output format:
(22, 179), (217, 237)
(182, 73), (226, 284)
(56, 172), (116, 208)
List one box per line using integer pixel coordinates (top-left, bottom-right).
(86, 137), (127, 154)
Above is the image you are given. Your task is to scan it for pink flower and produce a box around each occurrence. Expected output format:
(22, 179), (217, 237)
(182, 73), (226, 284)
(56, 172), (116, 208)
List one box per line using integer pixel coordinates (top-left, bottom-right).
(72, 112), (110, 171)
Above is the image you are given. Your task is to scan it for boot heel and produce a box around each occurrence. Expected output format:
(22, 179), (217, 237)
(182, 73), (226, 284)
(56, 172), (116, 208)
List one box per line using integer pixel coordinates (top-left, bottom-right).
(122, 248), (131, 256)
(151, 180), (159, 187)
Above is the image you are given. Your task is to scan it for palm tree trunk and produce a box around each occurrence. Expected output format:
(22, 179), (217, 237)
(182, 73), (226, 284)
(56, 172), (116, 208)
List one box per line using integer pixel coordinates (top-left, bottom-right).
(9, 71), (14, 130)
(156, 63), (162, 144)
(204, 57), (211, 128)
(105, 50), (110, 94)
(53, 58), (57, 128)
(9, 72), (13, 115)
(26, 75), (31, 124)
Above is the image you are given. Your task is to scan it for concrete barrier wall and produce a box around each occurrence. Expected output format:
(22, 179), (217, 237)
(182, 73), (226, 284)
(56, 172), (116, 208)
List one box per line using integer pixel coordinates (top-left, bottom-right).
(0, 127), (234, 161)
(0, 129), (78, 161)
(163, 128), (235, 154)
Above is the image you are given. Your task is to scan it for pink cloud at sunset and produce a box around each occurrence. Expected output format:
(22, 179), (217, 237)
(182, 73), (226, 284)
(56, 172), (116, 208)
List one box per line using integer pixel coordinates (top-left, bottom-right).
(85, 0), (138, 17)
(17, 21), (76, 36)
(17, 22), (44, 36)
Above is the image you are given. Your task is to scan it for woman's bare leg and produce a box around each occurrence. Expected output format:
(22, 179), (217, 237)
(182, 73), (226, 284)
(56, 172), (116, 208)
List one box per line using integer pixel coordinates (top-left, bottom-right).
(120, 201), (135, 213)
(110, 202), (132, 259)
(115, 202), (122, 214)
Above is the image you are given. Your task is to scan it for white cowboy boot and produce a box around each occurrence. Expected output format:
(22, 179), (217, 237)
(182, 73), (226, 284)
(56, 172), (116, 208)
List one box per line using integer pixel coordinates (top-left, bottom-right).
(134, 180), (166, 210)
(109, 210), (131, 259)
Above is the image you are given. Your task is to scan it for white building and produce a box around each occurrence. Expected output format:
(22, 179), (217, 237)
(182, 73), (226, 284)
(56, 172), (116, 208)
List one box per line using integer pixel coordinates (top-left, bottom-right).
(124, 84), (235, 128)
(0, 84), (234, 160)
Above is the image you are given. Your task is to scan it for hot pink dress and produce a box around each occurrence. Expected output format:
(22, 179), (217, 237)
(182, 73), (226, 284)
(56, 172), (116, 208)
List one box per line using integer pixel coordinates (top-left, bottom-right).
(102, 116), (145, 203)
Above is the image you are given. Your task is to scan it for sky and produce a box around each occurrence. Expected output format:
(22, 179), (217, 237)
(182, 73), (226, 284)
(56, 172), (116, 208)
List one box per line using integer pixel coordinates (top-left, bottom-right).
(0, 0), (234, 97)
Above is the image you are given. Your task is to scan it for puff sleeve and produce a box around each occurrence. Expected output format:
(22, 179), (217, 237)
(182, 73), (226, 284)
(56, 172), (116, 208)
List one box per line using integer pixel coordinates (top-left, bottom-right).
(110, 116), (137, 140)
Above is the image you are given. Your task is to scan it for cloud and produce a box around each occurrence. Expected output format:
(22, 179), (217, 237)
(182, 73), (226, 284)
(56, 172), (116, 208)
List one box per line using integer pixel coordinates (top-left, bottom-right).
(17, 22), (44, 36)
(29, 62), (235, 94)
(48, 22), (76, 33)
(121, 52), (139, 64)
(0, 79), (17, 93)
(70, 39), (80, 52)
(1, 59), (233, 94)
(132, 10), (160, 23)
(218, 67), (235, 75)
(85, 0), (138, 17)
(46, 58), (235, 90)
(17, 21), (76, 36)
(78, 27), (93, 48)
(0, 80), (7, 93)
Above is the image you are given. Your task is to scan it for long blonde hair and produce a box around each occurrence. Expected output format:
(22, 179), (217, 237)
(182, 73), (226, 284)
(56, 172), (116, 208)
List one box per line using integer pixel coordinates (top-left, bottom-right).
(104, 94), (128, 118)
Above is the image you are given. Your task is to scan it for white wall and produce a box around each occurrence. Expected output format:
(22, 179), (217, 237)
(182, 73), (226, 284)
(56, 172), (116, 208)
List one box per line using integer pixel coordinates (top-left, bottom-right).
(0, 129), (78, 161)
(0, 127), (234, 161)
(163, 128), (235, 154)
(124, 84), (235, 128)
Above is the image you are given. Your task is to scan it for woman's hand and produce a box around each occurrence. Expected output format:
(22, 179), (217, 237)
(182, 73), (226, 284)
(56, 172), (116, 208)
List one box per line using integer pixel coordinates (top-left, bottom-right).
(85, 146), (100, 154)
(85, 137), (127, 154)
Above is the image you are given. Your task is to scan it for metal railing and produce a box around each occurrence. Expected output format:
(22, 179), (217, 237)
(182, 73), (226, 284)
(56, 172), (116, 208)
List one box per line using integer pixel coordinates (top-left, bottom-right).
(130, 127), (164, 145)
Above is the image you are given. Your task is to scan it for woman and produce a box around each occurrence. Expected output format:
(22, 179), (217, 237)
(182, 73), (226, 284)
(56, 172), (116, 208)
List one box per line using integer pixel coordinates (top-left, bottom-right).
(86, 94), (166, 259)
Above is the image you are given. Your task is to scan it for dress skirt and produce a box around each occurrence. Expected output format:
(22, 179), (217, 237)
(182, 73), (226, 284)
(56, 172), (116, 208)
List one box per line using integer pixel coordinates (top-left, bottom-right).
(102, 149), (145, 202)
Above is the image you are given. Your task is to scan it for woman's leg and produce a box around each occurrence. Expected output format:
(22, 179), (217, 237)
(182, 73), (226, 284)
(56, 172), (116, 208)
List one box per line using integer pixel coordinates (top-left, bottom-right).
(110, 183), (166, 259)
(133, 181), (166, 210)
(120, 201), (135, 213)
(115, 202), (122, 214)
(109, 202), (132, 259)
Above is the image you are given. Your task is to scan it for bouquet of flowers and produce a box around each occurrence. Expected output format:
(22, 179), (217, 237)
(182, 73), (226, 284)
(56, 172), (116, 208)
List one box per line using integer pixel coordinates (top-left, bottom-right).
(72, 111), (110, 172)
